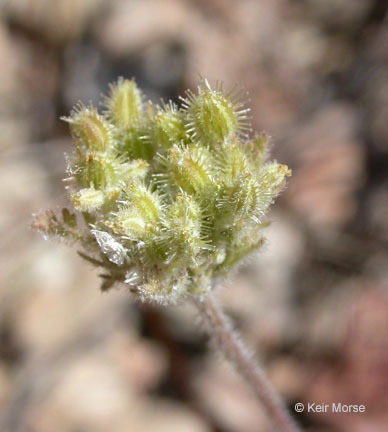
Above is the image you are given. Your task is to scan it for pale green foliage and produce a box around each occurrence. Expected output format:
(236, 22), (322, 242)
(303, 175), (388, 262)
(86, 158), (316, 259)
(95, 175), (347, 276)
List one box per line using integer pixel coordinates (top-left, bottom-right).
(35, 78), (290, 304)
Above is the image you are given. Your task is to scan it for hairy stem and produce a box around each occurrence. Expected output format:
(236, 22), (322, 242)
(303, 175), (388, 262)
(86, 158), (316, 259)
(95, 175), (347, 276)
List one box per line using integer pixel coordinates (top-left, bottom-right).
(193, 293), (300, 432)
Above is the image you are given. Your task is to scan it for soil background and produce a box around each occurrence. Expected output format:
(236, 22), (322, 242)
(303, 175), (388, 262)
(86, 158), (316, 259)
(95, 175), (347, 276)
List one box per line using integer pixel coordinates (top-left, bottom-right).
(1, 1), (388, 431)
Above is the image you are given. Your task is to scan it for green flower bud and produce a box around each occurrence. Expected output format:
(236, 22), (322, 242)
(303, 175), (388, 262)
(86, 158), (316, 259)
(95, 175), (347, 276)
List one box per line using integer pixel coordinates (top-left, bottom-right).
(108, 208), (148, 239)
(73, 152), (121, 190)
(116, 127), (156, 162)
(71, 187), (105, 211)
(124, 182), (163, 224)
(246, 133), (269, 169)
(158, 144), (214, 196)
(163, 193), (212, 267)
(105, 77), (143, 129)
(181, 79), (250, 145)
(120, 159), (149, 182)
(108, 181), (163, 237)
(216, 139), (250, 181)
(256, 163), (291, 215)
(62, 105), (114, 152)
(146, 101), (187, 150)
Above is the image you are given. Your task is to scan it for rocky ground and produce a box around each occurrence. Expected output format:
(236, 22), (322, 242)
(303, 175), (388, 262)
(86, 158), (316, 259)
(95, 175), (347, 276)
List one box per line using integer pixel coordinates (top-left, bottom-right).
(1, 1), (388, 431)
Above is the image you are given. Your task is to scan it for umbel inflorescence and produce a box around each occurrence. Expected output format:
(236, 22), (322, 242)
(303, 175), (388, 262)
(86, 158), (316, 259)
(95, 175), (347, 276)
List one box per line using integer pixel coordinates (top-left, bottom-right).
(33, 78), (290, 304)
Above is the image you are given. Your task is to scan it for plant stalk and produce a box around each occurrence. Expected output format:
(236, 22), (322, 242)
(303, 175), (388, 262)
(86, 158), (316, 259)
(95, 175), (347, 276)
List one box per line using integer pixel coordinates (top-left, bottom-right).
(193, 293), (300, 432)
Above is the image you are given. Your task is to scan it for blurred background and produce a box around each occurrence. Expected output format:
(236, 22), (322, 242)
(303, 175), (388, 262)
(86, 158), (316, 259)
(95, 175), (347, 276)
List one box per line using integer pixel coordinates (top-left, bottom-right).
(1, 0), (388, 431)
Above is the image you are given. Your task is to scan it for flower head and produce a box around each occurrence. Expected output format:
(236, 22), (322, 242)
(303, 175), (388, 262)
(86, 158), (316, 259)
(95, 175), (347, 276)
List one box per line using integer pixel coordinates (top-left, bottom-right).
(33, 78), (290, 304)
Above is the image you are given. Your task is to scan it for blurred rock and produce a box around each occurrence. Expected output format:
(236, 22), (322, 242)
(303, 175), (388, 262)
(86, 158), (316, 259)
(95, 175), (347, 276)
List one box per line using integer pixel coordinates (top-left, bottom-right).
(368, 186), (388, 242)
(125, 399), (211, 432)
(110, 330), (168, 392)
(1, 0), (387, 431)
(97, 0), (191, 56)
(286, 103), (365, 229)
(0, 365), (10, 409)
(4, 0), (103, 44)
(267, 356), (311, 401)
(305, 283), (388, 431)
(306, 0), (373, 29)
(0, 23), (30, 150)
(219, 213), (304, 350)
(30, 357), (210, 432)
(193, 358), (272, 432)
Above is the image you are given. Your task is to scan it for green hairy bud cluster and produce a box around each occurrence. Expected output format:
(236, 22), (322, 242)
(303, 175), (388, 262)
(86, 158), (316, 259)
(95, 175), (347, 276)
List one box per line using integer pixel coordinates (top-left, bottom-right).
(34, 78), (290, 304)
